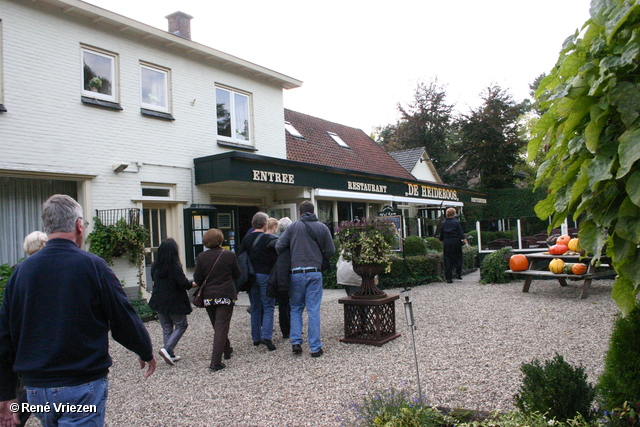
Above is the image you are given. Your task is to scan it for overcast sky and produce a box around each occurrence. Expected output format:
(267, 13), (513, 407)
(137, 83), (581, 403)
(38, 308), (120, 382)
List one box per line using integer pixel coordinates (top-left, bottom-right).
(85, 0), (591, 134)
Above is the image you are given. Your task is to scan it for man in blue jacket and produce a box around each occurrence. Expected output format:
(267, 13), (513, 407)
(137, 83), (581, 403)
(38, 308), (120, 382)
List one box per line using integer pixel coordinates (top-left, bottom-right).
(276, 201), (334, 357)
(0, 194), (156, 426)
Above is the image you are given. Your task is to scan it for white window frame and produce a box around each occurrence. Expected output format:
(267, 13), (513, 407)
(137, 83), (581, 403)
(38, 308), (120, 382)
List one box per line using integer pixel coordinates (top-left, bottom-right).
(81, 46), (117, 102)
(140, 63), (170, 112)
(216, 86), (253, 145)
(327, 131), (350, 148)
(140, 183), (175, 201)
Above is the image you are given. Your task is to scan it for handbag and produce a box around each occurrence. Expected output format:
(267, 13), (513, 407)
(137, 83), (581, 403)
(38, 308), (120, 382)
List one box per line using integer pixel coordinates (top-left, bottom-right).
(235, 233), (264, 292)
(303, 221), (331, 271)
(193, 251), (223, 308)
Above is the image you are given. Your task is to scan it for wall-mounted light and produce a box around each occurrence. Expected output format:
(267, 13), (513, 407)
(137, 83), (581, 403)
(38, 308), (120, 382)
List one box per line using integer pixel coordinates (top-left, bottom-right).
(419, 157), (438, 163)
(112, 163), (129, 173)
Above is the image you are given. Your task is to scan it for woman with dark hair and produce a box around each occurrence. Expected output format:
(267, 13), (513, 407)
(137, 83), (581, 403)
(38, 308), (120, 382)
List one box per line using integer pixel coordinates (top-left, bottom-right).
(194, 228), (241, 371)
(149, 238), (195, 365)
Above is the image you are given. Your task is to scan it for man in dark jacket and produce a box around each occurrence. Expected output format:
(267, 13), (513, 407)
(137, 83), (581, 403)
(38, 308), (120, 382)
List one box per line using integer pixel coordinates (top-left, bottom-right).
(275, 201), (335, 357)
(439, 207), (470, 283)
(0, 194), (155, 426)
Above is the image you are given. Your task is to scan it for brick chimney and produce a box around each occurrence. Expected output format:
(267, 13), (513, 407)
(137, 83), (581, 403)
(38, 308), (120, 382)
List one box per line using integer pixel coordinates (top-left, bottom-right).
(165, 11), (193, 40)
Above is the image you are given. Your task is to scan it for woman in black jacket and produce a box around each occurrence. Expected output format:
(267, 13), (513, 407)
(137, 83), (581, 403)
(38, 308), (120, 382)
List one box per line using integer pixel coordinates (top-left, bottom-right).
(149, 238), (195, 365)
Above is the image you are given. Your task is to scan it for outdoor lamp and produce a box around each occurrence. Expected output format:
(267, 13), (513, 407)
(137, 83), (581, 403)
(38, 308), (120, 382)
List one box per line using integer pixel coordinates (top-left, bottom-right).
(404, 295), (422, 402)
(404, 295), (415, 327)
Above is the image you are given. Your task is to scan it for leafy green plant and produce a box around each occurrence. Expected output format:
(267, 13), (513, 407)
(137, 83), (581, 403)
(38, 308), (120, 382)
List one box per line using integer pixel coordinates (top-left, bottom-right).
(598, 302), (640, 410)
(404, 236), (427, 256)
(459, 410), (591, 427)
(87, 217), (148, 266)
(598, 401), (640, 427)
(480, 247), (514, 284)
(335, 218), (397, 271)
(348, 387), (456, 427)
(514, 353), (595, 422)
(462, 245), (478, 270)
(322, 238), (341, 289)
(378, 254), (442, 288)
(531, 0), (640, 314)
(425, 237), (443, 252)
(0, 263), (16, 307)
(129, 298), (156, 320)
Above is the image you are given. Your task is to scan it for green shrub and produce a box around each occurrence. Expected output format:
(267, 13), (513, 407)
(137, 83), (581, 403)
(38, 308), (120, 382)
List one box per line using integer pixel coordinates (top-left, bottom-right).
(514, 353), (595, 422)
(322, 238), (341, 289)
(378, 254), (441, 288)
(349, 387), (456, 427)
(404, 236), (427, 256)
(462, 245), (478, 270)
(0, 263), (17, 307)
(480, 247), (514, 284)
(130, 298), (156, 320)
(597, 302), (640, 411)
(425, 237), (443, 252)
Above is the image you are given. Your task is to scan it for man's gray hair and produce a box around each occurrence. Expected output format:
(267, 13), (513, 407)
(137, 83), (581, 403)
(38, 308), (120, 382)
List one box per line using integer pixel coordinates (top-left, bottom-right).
(278, 217), (292, 234)
(251, 211), (269, 230)
(42, 194), (84, 234)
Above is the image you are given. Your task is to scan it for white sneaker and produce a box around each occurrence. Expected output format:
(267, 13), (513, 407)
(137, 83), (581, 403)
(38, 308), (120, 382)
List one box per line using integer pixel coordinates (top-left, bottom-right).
(171, 355), (182, 362)
(159, 348), (175, 365)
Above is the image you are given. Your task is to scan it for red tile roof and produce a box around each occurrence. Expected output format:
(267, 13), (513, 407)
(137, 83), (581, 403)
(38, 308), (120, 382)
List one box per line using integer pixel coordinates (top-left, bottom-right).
(284, 109), (414, 180)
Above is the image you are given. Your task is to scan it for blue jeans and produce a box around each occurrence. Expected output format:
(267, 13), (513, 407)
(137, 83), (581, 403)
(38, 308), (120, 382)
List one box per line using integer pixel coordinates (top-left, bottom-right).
(157, 312), (188, 356)
(289, 271), (323, 352)
(248, 273), (276, 342)
(26, 376), (108, 427)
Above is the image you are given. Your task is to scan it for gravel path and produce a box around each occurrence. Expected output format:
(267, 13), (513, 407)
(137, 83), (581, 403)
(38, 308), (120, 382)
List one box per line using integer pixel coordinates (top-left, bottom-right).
(30, 272), (619, 426)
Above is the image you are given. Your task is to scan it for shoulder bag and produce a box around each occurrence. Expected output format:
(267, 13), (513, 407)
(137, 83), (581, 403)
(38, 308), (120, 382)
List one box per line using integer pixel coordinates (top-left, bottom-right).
(193, 251), (223, 308)
(235, 233), (264, 292)
(303, 221), (331, 271)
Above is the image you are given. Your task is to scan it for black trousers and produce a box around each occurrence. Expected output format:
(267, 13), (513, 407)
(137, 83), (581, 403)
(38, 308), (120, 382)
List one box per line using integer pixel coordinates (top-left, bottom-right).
(443, 238), (463, 282)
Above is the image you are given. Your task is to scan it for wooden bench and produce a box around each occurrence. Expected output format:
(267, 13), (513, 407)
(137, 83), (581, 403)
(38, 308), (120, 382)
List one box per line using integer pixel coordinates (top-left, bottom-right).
(506, 252), (615, 299)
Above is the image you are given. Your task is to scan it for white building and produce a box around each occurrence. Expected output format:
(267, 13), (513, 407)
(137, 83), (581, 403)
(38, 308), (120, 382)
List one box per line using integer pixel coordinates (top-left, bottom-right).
(0, 0), (301, 296)
(1, 0), (486, 297)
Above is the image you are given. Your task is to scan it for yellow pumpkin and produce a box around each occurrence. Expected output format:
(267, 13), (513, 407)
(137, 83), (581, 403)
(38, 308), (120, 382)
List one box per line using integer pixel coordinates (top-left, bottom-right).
(549, 258), (565, 274)
(568, 238), (580, 252)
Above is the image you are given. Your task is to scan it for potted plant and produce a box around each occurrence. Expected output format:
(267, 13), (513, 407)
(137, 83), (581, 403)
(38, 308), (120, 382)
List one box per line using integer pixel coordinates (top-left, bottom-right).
(335, 218), (397, 299)
(88, 77), (102, 92)
(87, 217), (148, 266)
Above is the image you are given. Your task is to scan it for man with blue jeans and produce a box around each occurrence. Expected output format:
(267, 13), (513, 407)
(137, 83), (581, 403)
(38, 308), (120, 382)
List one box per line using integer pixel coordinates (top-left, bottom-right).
(276, 201), (334, 357)
(0, 195), (155, 426)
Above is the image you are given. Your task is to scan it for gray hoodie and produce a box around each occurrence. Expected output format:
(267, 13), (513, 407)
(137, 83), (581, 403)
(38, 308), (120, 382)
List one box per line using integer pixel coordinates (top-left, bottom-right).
(275, 213), (335, 270)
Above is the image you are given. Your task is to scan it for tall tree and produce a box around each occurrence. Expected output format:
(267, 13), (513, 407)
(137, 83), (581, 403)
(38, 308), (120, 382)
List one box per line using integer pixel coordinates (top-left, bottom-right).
(375, 79), (456, 169)
(531, 0), (640, 315)
(455, 84), (526, 189)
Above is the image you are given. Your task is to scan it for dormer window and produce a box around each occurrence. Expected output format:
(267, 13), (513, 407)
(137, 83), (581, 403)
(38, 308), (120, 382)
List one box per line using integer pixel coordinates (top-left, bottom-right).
(327, 131), (349, 148)
(285, 121), (304, 138)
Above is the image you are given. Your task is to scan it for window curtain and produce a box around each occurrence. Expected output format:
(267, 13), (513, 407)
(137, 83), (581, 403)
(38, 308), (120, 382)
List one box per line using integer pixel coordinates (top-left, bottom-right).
(0, 177), (77, 265)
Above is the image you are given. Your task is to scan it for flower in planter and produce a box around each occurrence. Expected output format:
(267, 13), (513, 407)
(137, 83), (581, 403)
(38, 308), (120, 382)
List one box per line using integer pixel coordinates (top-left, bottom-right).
(89, 77), (103, 88)
(335, 218), (397, 272)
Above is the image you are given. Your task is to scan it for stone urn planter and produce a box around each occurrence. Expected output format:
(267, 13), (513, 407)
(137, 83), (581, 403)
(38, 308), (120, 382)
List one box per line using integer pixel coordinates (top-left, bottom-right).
(351, 262), (386, 299)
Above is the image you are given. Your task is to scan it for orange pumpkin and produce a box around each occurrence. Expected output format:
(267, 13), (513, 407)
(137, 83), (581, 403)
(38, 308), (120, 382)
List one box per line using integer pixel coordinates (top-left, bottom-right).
(549, 244), (569, 255)
(556, 235), (571, 246)
(509, 254), (529, 271)
(571, 263), (588, 275)
(568, 238), (580, 252)
(549, 258), (565, 274)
